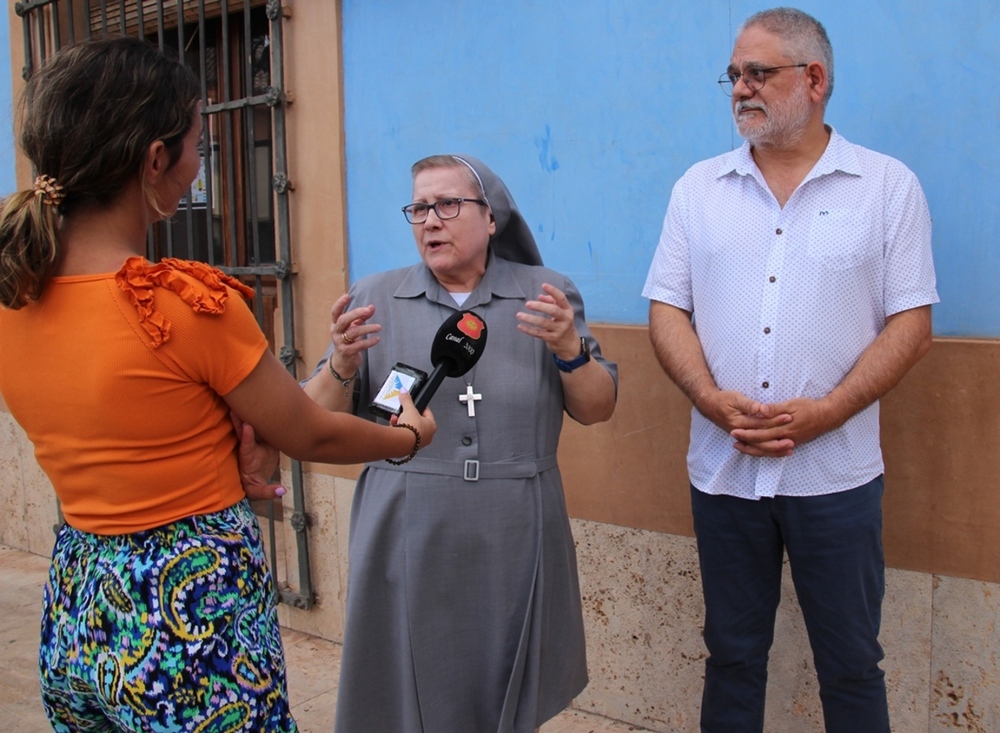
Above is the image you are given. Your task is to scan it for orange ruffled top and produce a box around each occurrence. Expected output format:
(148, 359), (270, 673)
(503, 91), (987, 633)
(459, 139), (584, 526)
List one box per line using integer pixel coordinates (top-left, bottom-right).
(0, 257), (268, 535)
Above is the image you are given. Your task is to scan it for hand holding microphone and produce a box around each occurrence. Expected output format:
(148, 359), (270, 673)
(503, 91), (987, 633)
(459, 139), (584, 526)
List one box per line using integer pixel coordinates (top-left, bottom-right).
(368, 310), (488, 419)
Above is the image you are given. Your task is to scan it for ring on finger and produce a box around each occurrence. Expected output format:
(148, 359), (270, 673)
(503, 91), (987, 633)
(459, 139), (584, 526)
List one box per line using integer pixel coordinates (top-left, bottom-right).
(341, 331), (355, 345)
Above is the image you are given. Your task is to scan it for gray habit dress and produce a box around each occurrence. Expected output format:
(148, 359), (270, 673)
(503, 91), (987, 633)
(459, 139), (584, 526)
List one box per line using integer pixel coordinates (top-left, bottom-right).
(321, 253), (617, 733)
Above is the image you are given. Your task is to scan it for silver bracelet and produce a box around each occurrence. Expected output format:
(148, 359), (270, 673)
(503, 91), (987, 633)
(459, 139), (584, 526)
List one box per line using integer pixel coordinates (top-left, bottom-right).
(327, 358), (357, 389)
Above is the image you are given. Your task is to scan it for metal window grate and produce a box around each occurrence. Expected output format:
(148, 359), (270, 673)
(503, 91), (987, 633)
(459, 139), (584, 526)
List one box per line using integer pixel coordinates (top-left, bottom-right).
(15, 0), (314, 610)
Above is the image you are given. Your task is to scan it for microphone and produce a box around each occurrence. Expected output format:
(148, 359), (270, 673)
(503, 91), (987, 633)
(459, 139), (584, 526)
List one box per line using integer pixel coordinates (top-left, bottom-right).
(413, 310), (488, 412)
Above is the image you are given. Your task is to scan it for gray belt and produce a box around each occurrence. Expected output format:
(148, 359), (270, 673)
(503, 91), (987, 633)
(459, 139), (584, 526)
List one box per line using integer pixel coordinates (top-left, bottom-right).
(374, 454), (558, 482)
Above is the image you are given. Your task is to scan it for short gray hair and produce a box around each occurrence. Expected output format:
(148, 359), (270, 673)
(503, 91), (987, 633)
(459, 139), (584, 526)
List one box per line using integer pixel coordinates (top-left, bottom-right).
(739, 7), (834, 106)
(410, 155), (487, 200)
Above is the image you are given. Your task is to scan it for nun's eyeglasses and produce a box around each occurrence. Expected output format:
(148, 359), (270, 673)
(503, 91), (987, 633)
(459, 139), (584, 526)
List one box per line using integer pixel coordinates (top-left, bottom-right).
(402, 197), (487, 224)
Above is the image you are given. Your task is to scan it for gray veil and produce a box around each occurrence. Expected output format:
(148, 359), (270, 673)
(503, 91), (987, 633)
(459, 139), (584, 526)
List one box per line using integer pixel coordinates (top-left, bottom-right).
(452, 154), (543, 267)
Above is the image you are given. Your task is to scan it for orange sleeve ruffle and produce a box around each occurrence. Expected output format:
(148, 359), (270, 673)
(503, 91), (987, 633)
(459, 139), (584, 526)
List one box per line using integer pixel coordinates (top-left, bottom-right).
(114, 257), (256, 348)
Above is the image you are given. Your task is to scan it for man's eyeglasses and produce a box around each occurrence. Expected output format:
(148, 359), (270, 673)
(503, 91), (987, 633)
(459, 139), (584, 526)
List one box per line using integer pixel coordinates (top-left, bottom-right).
(717, 63), (807, 96)
(401, 197), (487, 224)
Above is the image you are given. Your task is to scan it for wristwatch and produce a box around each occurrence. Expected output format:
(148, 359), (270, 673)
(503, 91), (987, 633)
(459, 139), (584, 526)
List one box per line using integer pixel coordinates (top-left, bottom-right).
(552, 337), (591, 373)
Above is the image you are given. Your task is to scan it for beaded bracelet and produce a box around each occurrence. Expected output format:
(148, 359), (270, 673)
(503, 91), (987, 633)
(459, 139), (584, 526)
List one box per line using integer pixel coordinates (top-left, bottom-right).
(385, 422), (421, 465)
(327, 358), (357, 389)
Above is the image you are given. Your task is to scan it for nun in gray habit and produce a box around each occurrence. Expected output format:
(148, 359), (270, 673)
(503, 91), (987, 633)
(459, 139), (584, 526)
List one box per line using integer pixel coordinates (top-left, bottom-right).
(305, 154), (617, 733)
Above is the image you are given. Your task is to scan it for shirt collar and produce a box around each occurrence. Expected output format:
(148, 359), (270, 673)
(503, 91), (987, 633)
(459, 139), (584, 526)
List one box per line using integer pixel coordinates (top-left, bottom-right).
(717, 126), (861, 181)
(392, 253), (528, 309)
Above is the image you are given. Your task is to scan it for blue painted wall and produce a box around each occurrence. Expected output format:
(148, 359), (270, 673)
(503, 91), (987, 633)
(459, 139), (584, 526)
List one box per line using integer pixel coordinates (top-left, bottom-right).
(343, 1), (997, 337)
(0, 10), (14, 195)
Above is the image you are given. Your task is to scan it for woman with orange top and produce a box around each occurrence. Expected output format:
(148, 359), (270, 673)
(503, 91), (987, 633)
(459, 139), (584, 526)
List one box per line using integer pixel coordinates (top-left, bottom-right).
(0, 37), (434, 732)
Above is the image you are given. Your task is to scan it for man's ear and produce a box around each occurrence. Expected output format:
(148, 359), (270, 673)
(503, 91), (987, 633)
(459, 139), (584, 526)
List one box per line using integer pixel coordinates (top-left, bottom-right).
(805, 61), (828, 104)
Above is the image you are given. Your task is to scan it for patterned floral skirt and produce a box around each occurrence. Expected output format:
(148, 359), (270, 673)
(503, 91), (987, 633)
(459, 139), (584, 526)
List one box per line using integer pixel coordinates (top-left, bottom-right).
(39, 499), (297, 732)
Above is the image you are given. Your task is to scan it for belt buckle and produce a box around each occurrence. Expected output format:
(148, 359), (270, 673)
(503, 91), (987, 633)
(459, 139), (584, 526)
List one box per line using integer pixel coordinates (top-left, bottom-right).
(464, 459), (480, 482)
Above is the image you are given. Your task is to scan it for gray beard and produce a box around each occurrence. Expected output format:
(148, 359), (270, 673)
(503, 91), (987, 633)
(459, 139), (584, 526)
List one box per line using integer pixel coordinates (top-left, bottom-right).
(734, 91), (812, 148)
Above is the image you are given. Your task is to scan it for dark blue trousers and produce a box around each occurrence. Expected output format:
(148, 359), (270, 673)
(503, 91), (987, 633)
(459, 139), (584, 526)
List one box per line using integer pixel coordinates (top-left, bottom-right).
(691, 476), (890, 733)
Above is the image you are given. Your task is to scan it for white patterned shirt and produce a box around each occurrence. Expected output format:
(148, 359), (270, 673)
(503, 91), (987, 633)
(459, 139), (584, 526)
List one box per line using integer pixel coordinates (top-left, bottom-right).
(642, 129), (938, 499)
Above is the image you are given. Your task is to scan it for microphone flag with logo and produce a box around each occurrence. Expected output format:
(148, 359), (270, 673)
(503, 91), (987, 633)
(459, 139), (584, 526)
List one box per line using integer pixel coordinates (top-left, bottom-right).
(414, 311), (487, 412)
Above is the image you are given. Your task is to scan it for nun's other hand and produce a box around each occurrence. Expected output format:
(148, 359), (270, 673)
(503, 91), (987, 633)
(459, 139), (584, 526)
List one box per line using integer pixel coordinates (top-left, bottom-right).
(515, 282), (580, 360)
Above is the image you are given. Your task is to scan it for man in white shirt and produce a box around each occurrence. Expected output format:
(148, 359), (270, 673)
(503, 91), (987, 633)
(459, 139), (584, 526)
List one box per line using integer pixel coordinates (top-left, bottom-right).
(642, 8), (937, 733)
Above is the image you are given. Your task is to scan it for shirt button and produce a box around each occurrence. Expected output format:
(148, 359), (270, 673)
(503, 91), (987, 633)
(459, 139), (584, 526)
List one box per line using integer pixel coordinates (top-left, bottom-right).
(776, 228), (782, 235)
(764, 327), (771, 334)
(769, 276), (776, 283)
(461, 436), (472, 446)
(762, 381), (770, 388)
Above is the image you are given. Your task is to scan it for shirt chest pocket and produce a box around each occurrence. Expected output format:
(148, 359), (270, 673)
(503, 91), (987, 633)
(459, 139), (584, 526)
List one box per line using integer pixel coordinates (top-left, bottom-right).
(806, 209), (874, 271)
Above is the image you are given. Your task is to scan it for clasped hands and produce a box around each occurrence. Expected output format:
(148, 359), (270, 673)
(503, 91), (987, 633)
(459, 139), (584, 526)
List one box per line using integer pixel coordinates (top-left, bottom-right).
(702, 390), (839, 458)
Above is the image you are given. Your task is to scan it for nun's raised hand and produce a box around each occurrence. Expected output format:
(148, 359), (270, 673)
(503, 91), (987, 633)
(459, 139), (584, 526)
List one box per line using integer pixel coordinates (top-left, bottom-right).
(516, 282), (580, 360)
(328, 293), (380, 375)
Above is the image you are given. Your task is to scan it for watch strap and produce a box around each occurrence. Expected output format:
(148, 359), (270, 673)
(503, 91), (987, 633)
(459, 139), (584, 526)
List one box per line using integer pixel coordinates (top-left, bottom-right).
(552, 337), (591, 373)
